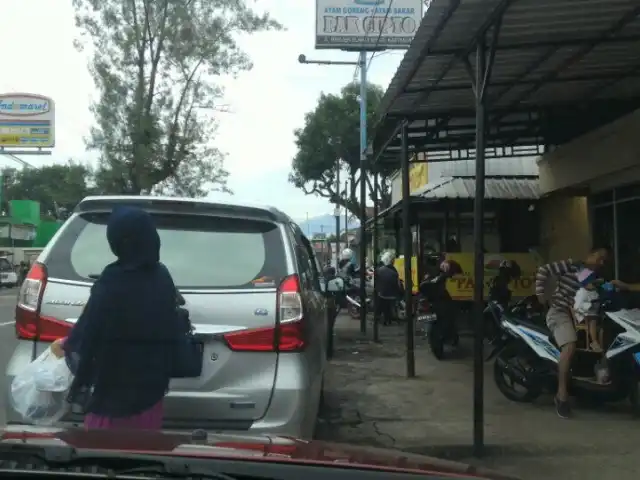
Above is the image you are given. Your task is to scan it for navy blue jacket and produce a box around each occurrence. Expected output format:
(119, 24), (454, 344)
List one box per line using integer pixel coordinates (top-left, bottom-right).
(65, 206), (182, 417)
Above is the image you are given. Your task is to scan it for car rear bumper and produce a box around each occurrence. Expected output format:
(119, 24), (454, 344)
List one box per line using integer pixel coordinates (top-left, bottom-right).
(5, 348), (322, 440)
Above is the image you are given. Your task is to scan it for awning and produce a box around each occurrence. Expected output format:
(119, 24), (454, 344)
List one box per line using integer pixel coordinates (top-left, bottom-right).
(371, 0), (640, 164)
(366, 176), (538, 229)
(419, 176), (540, 200)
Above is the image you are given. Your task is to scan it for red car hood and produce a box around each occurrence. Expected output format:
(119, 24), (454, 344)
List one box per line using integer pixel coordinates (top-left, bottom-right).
(0, 425), (517, 480)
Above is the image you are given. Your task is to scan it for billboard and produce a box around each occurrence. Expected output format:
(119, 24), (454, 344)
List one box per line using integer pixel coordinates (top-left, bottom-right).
(0, 93), (55, 148)
(315, 0), (423, 50)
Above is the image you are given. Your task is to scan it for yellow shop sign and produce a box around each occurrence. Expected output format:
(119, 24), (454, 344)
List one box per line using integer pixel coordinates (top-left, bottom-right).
(408, 153), (428, 194)
(395, 252), (541, 300)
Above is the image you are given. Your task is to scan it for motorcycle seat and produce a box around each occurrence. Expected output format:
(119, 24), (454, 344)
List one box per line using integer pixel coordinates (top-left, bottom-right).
(507, 315), (550, 336)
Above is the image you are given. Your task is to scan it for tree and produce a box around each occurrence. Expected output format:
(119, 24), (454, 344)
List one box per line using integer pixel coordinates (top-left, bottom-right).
(73, 0), (281, 195)
(289, 82), (395, 218)
(1, 162), (95, 216)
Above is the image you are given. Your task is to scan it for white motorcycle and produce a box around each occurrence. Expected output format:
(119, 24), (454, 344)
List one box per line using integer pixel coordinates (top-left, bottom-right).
(489, 291), (640, 414)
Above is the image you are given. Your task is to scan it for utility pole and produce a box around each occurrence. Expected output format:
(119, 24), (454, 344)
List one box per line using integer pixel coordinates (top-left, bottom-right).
(357, 51), (368, 333)
(297, 52), (369, 330)
(334, 161), (341, 269)
(344, 179), (349, 246)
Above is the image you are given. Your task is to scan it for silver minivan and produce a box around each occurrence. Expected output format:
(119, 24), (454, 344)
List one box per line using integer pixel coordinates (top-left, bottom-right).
(6, 196), (328, 439)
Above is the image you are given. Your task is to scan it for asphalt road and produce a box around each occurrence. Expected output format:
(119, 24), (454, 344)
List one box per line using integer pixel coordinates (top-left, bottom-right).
(0, 288), (19, 426)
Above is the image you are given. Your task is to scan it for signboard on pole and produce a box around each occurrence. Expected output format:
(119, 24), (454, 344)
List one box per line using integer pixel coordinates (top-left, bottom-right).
(315, 0), (423, 50)
(0, 93), (55, 148)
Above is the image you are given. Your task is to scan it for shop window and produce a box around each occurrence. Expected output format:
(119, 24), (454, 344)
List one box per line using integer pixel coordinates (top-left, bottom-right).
(616, 184), (640, 202)
(591, 205), (615, 279)
(590, 190), (614, 207)
(616, 199), (640, 284)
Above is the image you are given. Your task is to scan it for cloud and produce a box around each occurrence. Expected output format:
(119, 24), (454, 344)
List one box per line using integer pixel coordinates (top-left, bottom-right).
(0, 0), (404, 218)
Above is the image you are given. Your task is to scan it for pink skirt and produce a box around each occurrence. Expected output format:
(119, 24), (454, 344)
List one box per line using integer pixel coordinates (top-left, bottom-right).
(84, 401), (164, 430)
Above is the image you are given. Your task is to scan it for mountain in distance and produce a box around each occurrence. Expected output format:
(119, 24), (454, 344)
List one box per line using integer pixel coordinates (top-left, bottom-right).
(298, 213), (359, 237)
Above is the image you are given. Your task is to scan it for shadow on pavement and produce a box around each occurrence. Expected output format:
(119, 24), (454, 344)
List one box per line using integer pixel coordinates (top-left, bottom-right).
(315, 314), (640, 480)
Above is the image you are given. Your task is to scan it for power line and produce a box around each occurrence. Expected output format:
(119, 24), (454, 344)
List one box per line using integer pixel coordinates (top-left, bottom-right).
(366, 0), (395, 73)
(352, 0), (396, 82)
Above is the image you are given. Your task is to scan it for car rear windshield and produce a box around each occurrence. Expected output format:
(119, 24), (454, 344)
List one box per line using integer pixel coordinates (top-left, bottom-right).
(45, 212), (288, 289)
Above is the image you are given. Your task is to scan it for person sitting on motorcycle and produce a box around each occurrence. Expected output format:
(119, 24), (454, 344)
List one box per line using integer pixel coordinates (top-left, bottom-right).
(489, 260), (521, 307)
(338, 248), (357, 277)
(375, 251), (403, 325)
(535, 246), (610, 419)
(573, 268), (605, 352)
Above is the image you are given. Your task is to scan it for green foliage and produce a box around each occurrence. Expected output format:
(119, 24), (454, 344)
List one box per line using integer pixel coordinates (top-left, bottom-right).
(73, 0), (282, 195)
(289, 82), (394, 216)
(1, 161), (94, 216)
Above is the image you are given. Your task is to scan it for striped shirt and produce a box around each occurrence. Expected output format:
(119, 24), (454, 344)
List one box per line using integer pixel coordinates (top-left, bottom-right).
(535, 259), (582, 311)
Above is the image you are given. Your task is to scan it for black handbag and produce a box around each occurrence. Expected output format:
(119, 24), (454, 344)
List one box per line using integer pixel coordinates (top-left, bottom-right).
(171, 307), (203, 378)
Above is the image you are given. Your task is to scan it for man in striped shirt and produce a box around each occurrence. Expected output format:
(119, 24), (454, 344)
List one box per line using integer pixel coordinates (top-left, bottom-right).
(535, 246), (610, 418)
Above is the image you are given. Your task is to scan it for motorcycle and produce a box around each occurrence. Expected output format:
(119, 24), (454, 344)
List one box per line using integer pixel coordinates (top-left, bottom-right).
(342, 269), (374, 320)
(489, 289), (640, 413)
(415, 258), (462, 360)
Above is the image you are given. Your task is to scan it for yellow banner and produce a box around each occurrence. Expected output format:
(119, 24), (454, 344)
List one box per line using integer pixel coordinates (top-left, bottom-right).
(0, 134), (51, 146)
(395, 253), (541, 300)
(409, 154), (428, 193)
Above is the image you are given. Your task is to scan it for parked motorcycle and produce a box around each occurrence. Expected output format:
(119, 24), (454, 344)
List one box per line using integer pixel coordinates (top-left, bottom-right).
(342, 270), (374, 320)
(489, 289), (640, 414)
(484, 260), (522, 344)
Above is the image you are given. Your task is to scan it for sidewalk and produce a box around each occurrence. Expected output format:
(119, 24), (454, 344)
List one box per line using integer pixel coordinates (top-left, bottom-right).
(315, 315), (640, 480)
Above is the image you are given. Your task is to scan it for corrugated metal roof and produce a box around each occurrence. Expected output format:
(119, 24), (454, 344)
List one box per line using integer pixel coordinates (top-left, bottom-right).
(389, 155), (538, 180)
(383, 0), (640, 115)
(417, 176), (540, 199)
(372, 0), (640, 159)
(430, 156), (538, 177)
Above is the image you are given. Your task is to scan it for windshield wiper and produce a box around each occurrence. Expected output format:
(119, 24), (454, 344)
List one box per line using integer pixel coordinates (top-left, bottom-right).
(0, 444), (236, 480)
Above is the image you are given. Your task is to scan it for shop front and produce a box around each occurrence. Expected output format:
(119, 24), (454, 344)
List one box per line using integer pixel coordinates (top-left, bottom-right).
(538, 108), (640, 282)
(378, 157), (542, 299)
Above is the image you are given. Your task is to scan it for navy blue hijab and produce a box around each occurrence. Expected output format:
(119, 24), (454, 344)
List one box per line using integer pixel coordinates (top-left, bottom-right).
(65, 206), (180, 417)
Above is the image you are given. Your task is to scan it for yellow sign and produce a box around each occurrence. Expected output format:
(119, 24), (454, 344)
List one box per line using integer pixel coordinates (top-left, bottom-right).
(409, 153), (428, 194)
(395, 252), (541, 300)
(394, 255), (419, 289)
(0, 135), (20, 144)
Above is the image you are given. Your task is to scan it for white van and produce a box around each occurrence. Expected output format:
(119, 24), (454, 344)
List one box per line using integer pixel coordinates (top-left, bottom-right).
(0, 256), (17, 287)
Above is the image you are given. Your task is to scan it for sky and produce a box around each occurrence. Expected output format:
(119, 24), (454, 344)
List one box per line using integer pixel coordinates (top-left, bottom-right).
(0, 0), (408, 222)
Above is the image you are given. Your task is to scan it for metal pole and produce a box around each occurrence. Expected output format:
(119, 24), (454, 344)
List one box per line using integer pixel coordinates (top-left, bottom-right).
(472, 38), (487, 458)
(358, 50), (368, 334)
(401, 121), (415, 378)
(612, 189), (619, 279)
(345, 180), (349, 243)
(335, 161), (341, 270)
(372, 171), (380, 343)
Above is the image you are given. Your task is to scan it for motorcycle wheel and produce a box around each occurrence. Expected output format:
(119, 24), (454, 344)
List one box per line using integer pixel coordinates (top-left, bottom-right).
(428, 320), (446, 360)
(493, 345), (541, 403)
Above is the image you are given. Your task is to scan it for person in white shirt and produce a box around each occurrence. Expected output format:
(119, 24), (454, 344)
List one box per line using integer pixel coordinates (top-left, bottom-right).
(573, 268), (603, 352)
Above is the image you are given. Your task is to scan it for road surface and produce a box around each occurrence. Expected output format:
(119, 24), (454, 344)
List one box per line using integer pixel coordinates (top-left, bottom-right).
(0, 288), (19, 426)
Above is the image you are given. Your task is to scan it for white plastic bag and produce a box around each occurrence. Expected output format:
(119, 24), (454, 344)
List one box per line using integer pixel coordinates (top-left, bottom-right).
(10, 348), (74, 425)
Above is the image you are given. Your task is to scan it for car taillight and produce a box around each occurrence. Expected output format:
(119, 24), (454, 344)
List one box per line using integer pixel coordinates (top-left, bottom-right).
(15, 262), (70, 342)
(223, 274), (305, 352)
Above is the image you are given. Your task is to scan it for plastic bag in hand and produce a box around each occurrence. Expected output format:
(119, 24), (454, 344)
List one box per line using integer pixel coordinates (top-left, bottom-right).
(10, 348), (74, 425)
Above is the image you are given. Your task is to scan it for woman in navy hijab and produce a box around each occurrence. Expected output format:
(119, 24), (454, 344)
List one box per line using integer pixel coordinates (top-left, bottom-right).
(52, 206), (182, 429)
